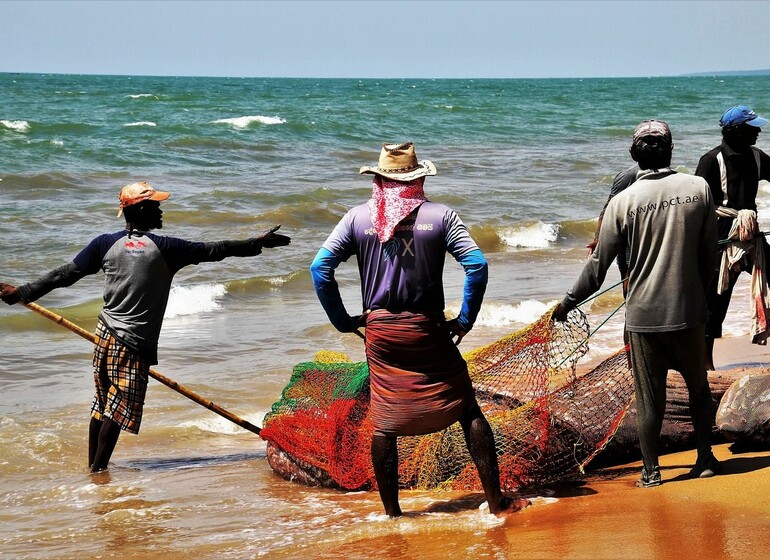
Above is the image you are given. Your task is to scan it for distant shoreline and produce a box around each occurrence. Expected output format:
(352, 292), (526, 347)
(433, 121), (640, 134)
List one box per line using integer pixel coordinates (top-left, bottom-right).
(681, 68), (770, 77)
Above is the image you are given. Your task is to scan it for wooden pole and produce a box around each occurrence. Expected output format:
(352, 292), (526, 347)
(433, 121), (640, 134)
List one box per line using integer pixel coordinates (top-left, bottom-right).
(23, 301), (262, 435)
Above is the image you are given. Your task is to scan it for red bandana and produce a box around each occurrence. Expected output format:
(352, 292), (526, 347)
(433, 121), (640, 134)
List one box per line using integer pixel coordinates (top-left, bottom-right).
(367, 176), (427, 243)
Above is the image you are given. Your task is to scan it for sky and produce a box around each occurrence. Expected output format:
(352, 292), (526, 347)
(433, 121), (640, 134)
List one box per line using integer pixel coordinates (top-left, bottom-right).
(2, 0), (770, 79)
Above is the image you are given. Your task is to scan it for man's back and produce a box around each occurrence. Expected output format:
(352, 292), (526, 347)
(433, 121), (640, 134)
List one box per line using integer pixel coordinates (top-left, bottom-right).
(696, 143), (770, 212)
(321, 201), (479, 314)
(603, 171), (717, 331)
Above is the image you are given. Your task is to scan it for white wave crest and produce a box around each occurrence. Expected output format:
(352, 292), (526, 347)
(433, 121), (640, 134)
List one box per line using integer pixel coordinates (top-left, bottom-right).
(469, 299), (627, 364)
(164, 283), (226, 318)
(179, 411), (266, 434)
(124, 121), (157, 127)
(1, 120), (30, 132)
(125, 93), (157, 99)
(212, 115), (286, 128)
(500, 222), (559, 248)
(473, 299), (558, 328)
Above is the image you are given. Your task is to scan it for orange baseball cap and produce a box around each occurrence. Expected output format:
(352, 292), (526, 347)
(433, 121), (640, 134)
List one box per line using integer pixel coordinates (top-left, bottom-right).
(117, 181), (170, 217)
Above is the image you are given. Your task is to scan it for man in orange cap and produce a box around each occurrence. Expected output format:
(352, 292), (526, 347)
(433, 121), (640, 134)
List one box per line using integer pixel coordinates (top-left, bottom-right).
(0, 181), (290, 472)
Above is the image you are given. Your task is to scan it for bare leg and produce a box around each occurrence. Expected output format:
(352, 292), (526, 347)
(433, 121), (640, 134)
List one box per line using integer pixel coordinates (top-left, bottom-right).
(459, 404), (529, 515)
(89, 417), (121, 472)
(371, 433), (402, 517)
(88, 417), (101, 468)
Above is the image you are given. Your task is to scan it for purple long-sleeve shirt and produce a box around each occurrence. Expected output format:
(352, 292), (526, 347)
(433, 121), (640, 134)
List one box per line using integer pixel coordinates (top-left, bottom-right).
(311, 201), (487, 332)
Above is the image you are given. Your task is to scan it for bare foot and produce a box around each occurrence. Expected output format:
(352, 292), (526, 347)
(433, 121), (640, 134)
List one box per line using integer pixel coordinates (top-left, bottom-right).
(89, 469), (112, 485)
(489, 496), (531, 516)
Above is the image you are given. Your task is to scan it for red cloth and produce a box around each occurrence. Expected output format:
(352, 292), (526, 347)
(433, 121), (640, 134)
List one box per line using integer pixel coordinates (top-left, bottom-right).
(367, 176), (427, 243)
(364, 309), (476, 435)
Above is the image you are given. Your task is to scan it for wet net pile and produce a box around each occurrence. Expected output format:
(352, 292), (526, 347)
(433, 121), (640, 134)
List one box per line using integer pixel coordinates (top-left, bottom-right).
(260, 309), (634, 493)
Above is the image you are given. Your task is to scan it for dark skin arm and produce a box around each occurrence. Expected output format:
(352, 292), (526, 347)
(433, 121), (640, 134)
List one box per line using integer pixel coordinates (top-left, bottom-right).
(551, 302), (569, 322)
(254, 225), (291, 248)
(587, 197), (612, 255)
(447, 318), (468, 345)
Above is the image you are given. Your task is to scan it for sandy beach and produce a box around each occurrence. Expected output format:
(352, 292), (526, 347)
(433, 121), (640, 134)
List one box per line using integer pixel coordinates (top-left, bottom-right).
(1, 306), (768, 560)
(496, 335), (770, 560)
(247, 335), (770, 560)
(460, 440), (770, 560)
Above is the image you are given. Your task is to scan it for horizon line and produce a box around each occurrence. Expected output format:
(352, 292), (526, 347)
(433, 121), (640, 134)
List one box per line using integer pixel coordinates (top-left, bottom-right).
(2, 68), (770, 81)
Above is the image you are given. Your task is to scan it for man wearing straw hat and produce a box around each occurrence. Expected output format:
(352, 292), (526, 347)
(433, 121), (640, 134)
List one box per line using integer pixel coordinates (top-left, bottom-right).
(552, 121), (720, 487)
(310, 142), (528, 517)
(0, 181), (290, 473)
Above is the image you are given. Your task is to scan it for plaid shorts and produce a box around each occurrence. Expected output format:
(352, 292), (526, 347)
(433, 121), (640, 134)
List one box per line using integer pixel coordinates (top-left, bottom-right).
(90, 320), (149, 434)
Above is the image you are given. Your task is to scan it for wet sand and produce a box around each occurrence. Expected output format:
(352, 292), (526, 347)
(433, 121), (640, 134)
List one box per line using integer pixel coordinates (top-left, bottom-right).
(299, 335), (770, 560)
(2, 334), (767, 560)
(500, 335), (770, 560)
(287, 441), (770, 560)
(511, 442), (770, 560)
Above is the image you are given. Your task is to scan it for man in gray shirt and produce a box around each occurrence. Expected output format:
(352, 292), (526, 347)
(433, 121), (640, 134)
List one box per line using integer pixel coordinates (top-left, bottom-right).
(552, 120), (720, 487)
(0, 181), (290, 473)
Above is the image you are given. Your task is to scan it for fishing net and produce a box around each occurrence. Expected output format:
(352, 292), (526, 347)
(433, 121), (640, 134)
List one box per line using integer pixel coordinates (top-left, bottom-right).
(260, 308), (634, 493)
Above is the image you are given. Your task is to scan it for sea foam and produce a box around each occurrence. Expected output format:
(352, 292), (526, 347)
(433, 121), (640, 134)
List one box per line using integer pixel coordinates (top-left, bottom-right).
(473, 299), (558, 327)
(164, 283), (227, 318)
(1, 120), (30, 132)
(757, 182), (770, 214)
(500, 222), (559, 248)
(212, 115), (286, 128)
(124, 121), (157, 127)
(179, 410), (266, 434)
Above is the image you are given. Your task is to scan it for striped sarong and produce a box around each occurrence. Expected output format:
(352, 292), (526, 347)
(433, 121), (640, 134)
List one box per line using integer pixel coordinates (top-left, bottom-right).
(365, 309), (476, 436)
(90, 319), (150, 434)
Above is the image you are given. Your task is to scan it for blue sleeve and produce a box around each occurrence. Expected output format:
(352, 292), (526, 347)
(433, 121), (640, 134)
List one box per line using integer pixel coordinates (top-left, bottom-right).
(310, 247), (356, 333)
(456, 249), (488, 331)
(156, 236), (266, 274)
(152, 235), (217, 274)
(73, 233), (122, 274)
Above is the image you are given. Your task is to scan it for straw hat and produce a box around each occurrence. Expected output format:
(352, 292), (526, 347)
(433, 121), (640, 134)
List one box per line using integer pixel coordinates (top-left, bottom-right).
(359, 142), (437, 181)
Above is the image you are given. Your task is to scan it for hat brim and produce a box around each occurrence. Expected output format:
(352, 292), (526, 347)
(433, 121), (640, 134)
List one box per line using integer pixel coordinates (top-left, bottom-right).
(149, 191), (171, 202)
(359, 160), (437, 181)
(747, 116), (769, 128)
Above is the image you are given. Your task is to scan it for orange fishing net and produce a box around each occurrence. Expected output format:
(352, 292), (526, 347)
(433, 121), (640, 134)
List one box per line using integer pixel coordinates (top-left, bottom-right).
(260, 309), (634, 492)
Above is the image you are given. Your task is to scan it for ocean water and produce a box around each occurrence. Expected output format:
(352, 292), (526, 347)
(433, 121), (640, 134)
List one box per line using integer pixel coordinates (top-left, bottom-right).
(1, 72), (769, 559)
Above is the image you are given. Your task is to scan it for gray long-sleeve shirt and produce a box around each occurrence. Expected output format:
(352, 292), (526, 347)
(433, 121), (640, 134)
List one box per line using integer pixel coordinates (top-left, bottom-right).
(18, 231), (264, 362)
(562, 169), (718, 332)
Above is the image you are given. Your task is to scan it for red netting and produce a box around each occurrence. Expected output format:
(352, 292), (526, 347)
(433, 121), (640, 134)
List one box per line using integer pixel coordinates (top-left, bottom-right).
(261, 309), (634, 492)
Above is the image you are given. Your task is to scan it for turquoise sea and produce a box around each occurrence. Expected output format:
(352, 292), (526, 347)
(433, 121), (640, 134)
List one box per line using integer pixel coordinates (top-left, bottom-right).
(1, 73), (769, 559)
